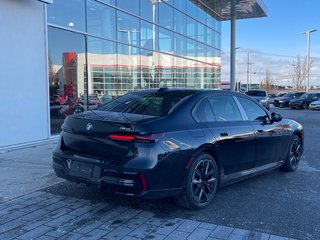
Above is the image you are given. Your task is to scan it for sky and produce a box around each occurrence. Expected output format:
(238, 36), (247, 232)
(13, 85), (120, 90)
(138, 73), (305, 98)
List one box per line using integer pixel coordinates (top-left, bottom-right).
(221, 0), (320, 87)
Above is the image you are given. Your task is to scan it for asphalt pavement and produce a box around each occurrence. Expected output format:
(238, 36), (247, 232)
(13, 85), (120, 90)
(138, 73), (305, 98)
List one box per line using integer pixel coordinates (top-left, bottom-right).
(0, 107), (319, 240)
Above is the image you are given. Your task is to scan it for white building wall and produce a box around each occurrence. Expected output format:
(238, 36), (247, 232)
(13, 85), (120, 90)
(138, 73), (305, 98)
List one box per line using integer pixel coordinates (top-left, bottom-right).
(0, 0), (49, 147)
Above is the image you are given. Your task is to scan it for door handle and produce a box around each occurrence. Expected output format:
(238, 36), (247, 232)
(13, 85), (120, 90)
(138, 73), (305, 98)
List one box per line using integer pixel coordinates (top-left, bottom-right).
(257, 130), (264, 133)
(220, 132), (229, 137)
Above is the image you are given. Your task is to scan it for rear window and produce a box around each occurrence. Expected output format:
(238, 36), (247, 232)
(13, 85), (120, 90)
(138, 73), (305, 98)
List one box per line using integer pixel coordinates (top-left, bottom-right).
(246, 90), (267, 97)
(99, 90), (193, 116)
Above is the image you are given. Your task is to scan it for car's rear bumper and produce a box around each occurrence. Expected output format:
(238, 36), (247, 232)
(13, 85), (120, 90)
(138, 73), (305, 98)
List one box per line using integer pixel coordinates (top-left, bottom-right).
(52, 150), (186, 198)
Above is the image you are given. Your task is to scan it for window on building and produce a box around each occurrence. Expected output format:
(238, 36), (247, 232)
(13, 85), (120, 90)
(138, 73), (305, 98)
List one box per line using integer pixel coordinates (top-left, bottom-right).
(117, 11), (140, 47)
(47, 0), (223, 134)
(48, 27), (86, 134)
(87, 0), (116, 40)
(158, 2), (174, 30)
(47, 0), (85, 31)
(117, 0), (139, 16)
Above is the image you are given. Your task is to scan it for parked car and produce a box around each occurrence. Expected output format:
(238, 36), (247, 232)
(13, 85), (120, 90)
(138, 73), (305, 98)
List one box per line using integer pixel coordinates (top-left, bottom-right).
(289, 92), (320, 109)
(245, 89), (270, 109)
(309, 100), (320, 110)
(52, 88), (304, 209)
(268, 93), (277, 105)
(58, 94), (106, 117)
(273, 92), (305, 108)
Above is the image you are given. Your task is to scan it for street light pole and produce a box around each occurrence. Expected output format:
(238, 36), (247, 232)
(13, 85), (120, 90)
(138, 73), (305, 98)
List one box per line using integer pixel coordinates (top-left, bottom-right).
(303, 29), (317, 92)
(249, 62), (255, 90)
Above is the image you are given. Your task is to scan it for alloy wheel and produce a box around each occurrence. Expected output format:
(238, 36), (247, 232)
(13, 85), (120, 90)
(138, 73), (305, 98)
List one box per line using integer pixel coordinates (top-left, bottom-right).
(290, 137), (302, 169)
(191, 159), (218, 205)
(302, 103), (308, 110)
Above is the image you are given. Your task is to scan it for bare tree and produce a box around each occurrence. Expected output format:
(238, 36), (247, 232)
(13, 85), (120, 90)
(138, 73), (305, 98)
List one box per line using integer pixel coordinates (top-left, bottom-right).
(261, 68), (274, 91)
(291, 56), (310, 91)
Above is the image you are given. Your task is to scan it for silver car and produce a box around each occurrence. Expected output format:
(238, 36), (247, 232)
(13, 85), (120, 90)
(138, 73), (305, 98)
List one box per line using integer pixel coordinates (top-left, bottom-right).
(246, 89), (270, 110)
(310, 100), (320, 110)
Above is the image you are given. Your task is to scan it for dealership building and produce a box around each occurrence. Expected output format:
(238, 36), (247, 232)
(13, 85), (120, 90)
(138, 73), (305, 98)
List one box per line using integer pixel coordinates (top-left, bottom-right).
(0, 0), (266, 148)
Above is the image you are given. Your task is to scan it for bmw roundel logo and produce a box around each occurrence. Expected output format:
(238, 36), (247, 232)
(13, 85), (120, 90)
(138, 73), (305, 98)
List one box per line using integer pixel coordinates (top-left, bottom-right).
(86, 123), (93, 132)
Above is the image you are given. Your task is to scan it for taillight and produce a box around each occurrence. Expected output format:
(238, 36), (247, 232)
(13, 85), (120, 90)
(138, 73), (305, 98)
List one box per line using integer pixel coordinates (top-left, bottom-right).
(108, 134), (136, 141)
(108, 132), (166, 143)
(140, 173), (148, 190)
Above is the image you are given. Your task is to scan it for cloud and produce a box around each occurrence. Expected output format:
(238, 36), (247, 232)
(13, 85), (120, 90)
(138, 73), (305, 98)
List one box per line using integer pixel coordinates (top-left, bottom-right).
(221, 50), (320, 86)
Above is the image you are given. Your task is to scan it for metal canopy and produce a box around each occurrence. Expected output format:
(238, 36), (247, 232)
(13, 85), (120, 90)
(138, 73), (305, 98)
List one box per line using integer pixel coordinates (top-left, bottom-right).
(199, 0), (267, 21)
(220, 0), (267, 20)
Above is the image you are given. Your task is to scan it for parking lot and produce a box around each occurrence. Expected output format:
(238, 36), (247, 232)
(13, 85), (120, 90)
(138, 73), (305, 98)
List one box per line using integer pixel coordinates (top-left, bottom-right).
(1, 107), (319, 240)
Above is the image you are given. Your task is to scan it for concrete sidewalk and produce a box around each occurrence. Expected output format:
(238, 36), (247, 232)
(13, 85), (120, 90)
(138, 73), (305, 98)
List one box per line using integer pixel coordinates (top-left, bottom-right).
(0, 141), (298, 240)
(0, 139), (62, 202)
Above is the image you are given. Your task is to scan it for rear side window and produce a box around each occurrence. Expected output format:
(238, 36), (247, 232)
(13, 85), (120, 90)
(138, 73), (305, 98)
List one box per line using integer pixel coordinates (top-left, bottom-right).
(237, 97), (268, 121)
(193, 95), (243, 122)
(208, 96), (243, 121)
(100, 90), (193, 116)
(193, 98), (215, 122)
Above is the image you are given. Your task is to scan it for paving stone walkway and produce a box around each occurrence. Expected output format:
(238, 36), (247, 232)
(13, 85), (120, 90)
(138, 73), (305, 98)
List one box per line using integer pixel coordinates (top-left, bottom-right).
(0, 191), (297, 240)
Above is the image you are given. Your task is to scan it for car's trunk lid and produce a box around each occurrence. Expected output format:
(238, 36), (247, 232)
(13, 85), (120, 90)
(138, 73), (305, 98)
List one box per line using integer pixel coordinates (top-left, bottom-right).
(61, 111), (157, 160)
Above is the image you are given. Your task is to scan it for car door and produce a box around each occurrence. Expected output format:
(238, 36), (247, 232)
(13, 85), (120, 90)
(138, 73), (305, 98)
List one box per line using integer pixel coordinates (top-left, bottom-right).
(236, 96), (284, 167)
(194, 94), (256, 175)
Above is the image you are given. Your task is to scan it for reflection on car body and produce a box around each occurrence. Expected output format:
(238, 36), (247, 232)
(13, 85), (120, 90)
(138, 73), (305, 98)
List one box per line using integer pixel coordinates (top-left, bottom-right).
(52, 88), (304, 209)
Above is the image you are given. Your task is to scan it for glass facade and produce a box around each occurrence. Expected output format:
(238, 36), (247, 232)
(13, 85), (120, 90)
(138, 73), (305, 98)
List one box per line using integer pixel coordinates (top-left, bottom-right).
(47, 0), (221, 134)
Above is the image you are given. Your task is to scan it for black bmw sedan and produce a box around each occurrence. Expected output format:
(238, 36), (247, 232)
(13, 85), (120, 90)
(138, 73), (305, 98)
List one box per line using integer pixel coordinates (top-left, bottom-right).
(52, 88), (304, 209)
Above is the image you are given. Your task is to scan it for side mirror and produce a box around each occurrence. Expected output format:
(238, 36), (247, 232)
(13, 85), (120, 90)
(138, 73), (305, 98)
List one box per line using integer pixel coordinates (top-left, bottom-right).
(271, 112), (282, 122)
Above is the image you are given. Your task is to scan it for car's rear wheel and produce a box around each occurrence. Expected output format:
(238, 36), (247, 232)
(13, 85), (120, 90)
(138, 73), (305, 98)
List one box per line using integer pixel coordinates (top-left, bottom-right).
(302, 103), (308, 110)
(281, 135), (303, 172)
(174, 153), (219, 209)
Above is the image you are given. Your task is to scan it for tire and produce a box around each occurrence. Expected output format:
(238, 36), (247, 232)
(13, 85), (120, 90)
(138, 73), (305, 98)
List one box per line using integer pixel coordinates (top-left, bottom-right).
(174, 153), (219, 209)
(73, 107), (83, 114)
(280, 135), (303, 172)
(302, 103), (308, 110)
